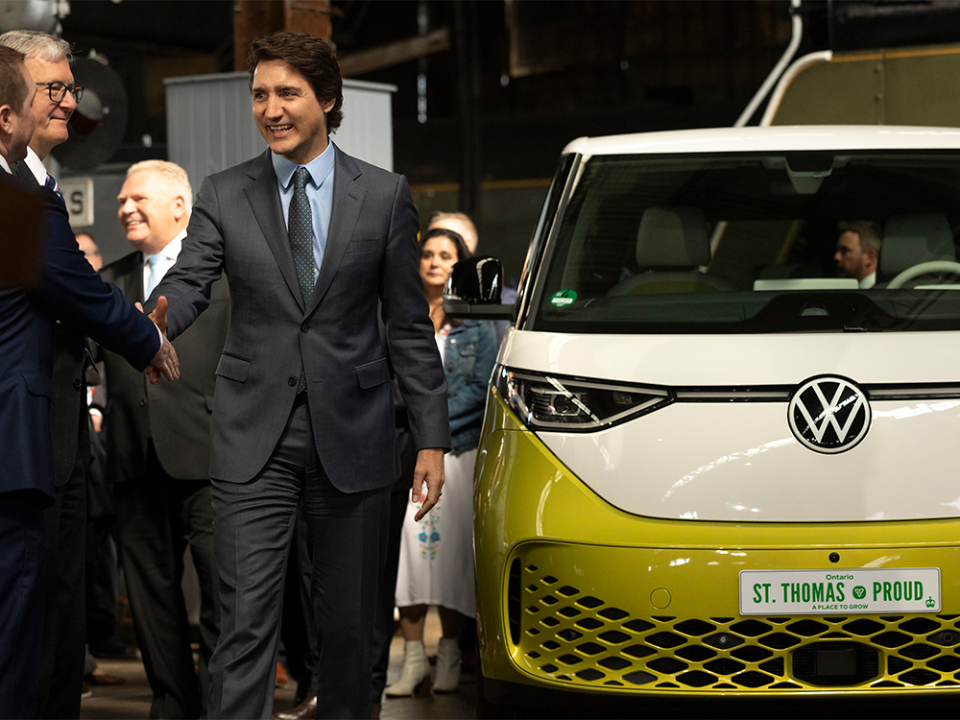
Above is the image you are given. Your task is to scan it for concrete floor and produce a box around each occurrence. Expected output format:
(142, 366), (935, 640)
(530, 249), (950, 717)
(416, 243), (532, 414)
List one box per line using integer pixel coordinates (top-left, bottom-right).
(79, 608), (476, 720)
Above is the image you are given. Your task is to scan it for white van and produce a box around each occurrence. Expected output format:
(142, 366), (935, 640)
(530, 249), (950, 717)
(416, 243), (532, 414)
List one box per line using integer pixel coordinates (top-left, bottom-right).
(446, 125), (960, 714)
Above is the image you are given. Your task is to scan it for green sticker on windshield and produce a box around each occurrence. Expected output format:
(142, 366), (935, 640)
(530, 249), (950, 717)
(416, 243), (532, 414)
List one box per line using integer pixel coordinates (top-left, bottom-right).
(550, 289), (578, 307)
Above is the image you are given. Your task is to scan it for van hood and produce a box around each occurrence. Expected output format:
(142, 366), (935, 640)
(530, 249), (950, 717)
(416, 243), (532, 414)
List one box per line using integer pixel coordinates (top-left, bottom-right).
(500, 330), (960, 523)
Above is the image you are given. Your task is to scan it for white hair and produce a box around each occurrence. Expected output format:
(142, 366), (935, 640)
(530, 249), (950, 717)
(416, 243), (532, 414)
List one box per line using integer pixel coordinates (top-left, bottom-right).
(0, 31), (72, 64)
(127, 160), (193, 212)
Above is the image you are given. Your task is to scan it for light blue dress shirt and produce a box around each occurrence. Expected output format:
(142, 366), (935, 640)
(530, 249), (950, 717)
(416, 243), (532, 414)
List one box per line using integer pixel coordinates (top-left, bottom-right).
(272, 142), (336, 278)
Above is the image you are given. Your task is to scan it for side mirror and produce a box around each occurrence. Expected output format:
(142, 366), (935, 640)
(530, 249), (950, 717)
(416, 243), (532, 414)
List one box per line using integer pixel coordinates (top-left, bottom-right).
(443, 256), (515, 320)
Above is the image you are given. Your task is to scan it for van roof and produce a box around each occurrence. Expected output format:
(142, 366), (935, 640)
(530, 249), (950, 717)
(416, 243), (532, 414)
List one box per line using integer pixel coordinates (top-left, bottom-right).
(563, 125), (960, 156)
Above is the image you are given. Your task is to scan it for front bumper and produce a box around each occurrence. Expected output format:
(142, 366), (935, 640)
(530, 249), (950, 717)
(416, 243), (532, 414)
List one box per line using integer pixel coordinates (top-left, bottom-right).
(474, 391), (960, 697)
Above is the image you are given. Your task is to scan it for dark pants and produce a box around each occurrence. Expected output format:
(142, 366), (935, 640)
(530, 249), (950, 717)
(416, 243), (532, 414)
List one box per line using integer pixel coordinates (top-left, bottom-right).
(280, 504), (320, 704)
(36, 447), (87, 719)
(117, 442), (219, 719)
(0, 492), (47, 719)
(371, 429), (417, 705)
(207, 397), (389, 720)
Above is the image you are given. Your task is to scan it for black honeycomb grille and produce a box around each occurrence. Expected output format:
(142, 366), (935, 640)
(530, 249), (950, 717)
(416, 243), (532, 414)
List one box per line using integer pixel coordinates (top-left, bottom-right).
(516, 563), (960, 693)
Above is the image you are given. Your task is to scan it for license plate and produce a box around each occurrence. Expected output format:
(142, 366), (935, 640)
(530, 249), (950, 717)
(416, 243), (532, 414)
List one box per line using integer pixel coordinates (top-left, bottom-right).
(739, 568), (940, 615)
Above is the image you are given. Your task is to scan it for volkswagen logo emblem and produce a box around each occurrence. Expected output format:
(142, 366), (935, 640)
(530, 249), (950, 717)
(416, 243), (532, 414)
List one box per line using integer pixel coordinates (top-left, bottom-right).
(788, 376), (871, 454)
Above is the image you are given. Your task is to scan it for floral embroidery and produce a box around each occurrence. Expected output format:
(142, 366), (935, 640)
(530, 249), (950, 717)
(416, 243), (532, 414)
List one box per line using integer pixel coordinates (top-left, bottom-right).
(416, 506), (440, 560)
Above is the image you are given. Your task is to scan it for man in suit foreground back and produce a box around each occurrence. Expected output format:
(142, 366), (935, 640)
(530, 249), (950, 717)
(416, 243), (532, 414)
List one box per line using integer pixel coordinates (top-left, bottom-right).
(0, 29), (104, 717)
(100, 160), (227, 718)
(0, 46), (179, 719)
(147, 31), (450, 719)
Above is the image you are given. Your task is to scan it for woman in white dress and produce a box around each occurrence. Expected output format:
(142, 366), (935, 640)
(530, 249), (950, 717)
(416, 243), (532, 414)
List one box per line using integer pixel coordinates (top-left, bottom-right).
(386, 228), (498, 696)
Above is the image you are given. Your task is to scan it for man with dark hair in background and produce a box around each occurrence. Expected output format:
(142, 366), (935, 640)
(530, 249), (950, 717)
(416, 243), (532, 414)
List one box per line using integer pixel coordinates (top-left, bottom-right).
(145, 31), (450, 719)
(835, 220), (883, 289)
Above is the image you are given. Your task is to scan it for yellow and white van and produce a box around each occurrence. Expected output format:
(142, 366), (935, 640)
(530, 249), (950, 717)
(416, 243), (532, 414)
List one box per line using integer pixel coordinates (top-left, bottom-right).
(446, 125), (960, 713)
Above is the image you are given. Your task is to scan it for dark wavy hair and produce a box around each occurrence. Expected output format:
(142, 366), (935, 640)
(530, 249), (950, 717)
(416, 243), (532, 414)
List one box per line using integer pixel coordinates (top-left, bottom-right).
(0, 45), (28, 116)
(420, 227), (471, 262)
(247, 31), (344, 134)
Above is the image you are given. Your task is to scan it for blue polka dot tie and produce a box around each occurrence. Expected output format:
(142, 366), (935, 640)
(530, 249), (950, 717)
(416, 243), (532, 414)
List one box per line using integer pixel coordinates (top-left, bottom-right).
(289, 167), (316, 305)
(289, 167), (315, 393)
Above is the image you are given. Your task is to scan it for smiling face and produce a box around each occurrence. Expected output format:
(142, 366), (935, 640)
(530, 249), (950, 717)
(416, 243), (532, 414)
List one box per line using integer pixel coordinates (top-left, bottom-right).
(419, 236), (461, 291)
(252, 59), (335, 166)
(24, 56), (76, 159)
(117, 171), (185, 255)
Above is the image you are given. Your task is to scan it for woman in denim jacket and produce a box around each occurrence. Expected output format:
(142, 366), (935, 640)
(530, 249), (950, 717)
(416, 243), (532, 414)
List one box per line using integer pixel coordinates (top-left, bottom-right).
(388, 228), (497, 697)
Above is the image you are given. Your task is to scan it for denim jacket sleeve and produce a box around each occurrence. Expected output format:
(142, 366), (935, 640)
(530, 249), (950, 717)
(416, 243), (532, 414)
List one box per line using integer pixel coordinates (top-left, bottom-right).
(447, 320), (498, 453)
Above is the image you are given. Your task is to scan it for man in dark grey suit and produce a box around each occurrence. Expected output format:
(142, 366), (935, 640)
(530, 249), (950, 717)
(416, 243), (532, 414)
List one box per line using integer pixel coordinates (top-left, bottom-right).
(147, 31), (450, 719)
(100, 160), (227, 718)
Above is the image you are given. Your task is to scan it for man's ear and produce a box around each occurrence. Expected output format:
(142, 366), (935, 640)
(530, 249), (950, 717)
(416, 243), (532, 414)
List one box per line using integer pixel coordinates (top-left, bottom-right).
(172, 195), (186, 222)
(0, 104), (12, 136)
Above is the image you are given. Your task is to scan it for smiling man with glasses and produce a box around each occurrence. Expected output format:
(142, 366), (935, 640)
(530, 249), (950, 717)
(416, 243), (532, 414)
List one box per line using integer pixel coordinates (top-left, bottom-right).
(0, 31), (77, 169)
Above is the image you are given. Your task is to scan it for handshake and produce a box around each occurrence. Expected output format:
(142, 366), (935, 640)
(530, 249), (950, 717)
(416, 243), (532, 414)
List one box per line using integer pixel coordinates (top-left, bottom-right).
(139, 296), (180, 384)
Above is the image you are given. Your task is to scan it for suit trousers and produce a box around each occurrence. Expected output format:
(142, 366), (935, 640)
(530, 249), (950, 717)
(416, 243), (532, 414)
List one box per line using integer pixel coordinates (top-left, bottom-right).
(36, 438), (87, 719)
(280, 504), (319, 704)
(207, 395), (389, 720)
(371, 428), (417, 705)
(116, 442), (219, 720)
(0, 492), (47, 720)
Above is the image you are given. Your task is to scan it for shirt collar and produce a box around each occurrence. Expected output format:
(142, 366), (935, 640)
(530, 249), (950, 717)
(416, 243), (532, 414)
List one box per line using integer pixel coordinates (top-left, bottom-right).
(23, 147), (46, 185)
(143, 228), (186, 265)
(0, 155), (9, 173)
(272, 141), (336, 190)
(859, 272), (876, 290)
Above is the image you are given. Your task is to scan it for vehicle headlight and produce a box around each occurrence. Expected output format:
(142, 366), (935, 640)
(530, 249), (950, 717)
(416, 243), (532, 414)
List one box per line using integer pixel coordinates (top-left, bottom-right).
(494, 365), (673, 432)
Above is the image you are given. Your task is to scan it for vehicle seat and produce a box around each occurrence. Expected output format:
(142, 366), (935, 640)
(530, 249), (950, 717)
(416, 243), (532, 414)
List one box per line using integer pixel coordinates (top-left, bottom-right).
(608, 206), (733, 295)
(881, 213), (956, 278)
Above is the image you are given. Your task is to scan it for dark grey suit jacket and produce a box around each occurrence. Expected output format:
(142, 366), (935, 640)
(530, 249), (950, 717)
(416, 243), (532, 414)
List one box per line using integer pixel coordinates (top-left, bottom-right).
(148, 146), (450, 491)
(100, 250), (230, 482)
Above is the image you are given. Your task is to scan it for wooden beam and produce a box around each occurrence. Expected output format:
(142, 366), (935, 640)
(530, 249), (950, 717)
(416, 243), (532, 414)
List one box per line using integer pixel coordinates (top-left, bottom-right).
(284, 0), (333, 41)
(339, 28), (450, 77)
(233, 0), (333, 72)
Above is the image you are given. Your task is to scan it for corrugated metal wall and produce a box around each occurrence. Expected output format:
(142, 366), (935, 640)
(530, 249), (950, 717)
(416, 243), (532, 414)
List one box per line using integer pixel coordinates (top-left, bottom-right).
(165, 72), (396, 190)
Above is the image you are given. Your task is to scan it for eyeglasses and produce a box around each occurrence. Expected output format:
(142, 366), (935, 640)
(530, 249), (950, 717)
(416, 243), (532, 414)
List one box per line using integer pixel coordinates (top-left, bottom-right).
(35, 82), (84, 104)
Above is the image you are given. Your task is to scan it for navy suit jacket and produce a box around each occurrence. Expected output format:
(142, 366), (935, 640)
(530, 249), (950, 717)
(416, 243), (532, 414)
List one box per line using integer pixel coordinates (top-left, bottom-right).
(0, 171), (161, 499)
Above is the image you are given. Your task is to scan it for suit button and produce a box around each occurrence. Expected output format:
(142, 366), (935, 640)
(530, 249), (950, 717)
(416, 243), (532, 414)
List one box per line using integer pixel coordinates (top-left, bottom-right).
(139, 399), (146, 407)
(301, 323), (309, 333)
(288, 377), (297, 387)
(72, 378), (82, 390)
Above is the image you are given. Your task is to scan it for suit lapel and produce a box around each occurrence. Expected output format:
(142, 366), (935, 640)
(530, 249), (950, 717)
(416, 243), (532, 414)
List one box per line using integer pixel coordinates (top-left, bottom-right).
(243, 150), (304, 310)
(306, 146), (365, 316)
(131, 253), (146, 303)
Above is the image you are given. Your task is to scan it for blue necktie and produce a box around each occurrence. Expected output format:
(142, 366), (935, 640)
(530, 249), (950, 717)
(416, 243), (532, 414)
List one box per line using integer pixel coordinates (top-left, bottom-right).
(289, 167), (315, 393)
(44, 172), (61, 198)
(144, 255), (162, 300)
(289, 167), (316, 305)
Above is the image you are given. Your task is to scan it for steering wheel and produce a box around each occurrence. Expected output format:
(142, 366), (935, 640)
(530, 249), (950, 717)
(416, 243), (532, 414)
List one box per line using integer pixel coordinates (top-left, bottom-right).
(886, 261), (960, 289)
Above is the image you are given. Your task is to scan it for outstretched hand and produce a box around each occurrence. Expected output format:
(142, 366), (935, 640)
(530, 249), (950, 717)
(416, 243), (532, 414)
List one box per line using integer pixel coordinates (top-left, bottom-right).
(144, 296), (179, 383)
(412, 447), (445, 521)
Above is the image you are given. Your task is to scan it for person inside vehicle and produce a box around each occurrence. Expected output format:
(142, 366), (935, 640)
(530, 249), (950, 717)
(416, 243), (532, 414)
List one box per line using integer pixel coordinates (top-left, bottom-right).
(835, 220), (883, 289)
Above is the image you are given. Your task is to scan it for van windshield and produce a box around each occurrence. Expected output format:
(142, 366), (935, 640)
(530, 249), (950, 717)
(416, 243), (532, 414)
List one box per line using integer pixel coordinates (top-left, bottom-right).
(531, 151), (960, 333)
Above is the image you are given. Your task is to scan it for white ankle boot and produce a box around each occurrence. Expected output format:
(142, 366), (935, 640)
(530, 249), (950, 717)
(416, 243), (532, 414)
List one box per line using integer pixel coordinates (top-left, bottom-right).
(431, 637), (461, 694)
(384, 641), (430, 697)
